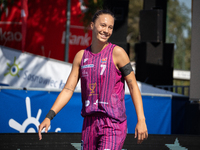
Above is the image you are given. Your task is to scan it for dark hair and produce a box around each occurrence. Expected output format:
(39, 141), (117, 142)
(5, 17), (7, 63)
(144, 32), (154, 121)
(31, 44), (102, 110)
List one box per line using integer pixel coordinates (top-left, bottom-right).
(92, 9), (115, 23)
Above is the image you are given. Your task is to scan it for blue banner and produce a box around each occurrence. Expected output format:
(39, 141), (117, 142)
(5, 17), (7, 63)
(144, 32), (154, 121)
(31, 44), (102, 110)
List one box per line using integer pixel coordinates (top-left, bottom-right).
(0, 89), (83, 133)
(125, 95), (172, 134)
(0, 88), (188, 134)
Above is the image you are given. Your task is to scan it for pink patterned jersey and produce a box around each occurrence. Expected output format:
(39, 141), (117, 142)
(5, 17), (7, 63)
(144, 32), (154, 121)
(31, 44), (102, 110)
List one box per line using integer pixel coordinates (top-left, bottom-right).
(80, 43), (127, 122)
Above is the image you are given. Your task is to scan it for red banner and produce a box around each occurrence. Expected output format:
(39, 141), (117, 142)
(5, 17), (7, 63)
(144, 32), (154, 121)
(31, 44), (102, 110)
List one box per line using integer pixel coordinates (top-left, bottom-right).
(0, 0), (92, 63)
(0, 1), (22, 50)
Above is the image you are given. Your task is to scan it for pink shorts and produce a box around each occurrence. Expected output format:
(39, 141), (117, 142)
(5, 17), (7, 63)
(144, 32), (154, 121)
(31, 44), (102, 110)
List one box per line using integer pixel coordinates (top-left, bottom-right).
(81, 114), (127, 150)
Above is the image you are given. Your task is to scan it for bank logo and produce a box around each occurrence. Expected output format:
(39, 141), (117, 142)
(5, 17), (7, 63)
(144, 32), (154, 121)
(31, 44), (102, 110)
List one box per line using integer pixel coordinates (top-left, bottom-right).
(4, 56), (23, 77)
(8, 97), (61, 133)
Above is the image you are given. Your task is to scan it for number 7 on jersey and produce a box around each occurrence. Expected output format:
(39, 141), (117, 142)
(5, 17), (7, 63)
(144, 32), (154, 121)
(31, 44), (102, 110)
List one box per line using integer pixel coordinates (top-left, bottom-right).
(100, 64), (106, 75)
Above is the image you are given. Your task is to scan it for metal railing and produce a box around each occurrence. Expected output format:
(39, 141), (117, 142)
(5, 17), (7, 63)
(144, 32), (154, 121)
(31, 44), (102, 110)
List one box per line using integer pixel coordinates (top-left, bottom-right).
(156, 85), (190, 96)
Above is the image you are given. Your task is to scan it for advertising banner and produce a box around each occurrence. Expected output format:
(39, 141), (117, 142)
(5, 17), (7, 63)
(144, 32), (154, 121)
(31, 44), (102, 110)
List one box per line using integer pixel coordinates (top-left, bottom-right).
(0, 46), (81, 90)
(0, 87), (181, 135)
(0, 0), (22, 50)
(0, 89), (83, 133)
(0, 0), (92, 63)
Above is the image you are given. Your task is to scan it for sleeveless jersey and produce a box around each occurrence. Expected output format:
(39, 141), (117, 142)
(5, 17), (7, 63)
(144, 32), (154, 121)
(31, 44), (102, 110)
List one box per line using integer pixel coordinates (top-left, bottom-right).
(80, 43), (127, 122)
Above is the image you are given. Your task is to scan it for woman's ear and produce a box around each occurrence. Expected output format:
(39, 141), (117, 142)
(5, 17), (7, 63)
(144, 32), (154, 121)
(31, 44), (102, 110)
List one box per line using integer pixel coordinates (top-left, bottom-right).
(90, 22), (94, 30)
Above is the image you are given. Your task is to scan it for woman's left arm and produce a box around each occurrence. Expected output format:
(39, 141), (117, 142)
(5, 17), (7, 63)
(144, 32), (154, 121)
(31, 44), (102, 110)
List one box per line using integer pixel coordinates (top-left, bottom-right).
(113, 46), (148, 144)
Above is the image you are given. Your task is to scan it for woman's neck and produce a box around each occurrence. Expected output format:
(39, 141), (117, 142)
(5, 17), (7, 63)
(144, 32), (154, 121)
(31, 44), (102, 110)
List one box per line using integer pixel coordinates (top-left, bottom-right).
(91, 42), (109, 54)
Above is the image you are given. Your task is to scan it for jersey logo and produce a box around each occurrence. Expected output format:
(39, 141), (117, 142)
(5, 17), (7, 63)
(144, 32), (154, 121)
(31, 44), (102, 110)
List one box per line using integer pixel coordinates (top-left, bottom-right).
(94, 99), (108, 105)
(85, 100), (90, 107)
(84, 58), (88, 63)
(101, 58), (107, 63)
(82, 70), (88, 77)
(94, 99), (98, 105)
(89, 83), (96, 96)
(81, 64), (94, 69)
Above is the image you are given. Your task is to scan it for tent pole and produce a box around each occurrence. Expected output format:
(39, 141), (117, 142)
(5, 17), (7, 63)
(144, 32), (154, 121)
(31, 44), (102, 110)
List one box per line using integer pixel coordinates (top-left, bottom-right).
(65, 0), (71, 62)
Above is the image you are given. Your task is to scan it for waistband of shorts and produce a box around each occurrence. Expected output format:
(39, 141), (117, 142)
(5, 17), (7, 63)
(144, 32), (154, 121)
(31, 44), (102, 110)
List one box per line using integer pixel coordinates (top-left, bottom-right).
(84, 112), (126, 123)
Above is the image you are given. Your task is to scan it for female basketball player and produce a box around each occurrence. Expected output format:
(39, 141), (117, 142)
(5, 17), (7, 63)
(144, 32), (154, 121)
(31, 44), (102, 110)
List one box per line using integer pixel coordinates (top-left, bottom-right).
(38, 9), (148, 150)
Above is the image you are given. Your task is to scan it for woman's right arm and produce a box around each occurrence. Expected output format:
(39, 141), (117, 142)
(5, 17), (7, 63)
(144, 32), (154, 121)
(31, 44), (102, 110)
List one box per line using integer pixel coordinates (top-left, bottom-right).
(38, 50), (84, 140)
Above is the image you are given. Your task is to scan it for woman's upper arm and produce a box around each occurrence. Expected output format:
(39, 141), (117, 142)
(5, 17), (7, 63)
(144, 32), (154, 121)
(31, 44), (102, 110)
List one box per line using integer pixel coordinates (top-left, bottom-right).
(113, 46), (137, 86)
(113, 46), (130, 69)
(113, 46), (132, 73)
(64, 50), (84, 90)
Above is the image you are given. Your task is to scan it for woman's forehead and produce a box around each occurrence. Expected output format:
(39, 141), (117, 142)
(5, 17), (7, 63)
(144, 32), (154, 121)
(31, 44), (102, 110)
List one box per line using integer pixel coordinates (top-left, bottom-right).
(96, 14), (114, 24)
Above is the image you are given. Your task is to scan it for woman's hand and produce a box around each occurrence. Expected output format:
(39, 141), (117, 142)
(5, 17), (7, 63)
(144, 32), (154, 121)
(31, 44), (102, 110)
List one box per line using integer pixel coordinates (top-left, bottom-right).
(38, 118), (51, 140)
(135, 119), (148, 144)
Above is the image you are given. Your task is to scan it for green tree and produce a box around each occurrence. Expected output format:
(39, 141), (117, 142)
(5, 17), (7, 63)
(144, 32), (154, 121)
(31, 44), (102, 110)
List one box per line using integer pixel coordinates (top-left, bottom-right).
(166, 0), (191, 70)
(0, 0), (14, 20)
(127, 0), (143, 61)
(80, 0), (104, 30)
(167, 0), (191, 95)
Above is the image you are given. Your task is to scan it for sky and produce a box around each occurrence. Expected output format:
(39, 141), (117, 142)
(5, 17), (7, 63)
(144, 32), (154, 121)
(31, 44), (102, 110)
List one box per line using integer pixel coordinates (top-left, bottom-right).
(178, 0), (192, 9)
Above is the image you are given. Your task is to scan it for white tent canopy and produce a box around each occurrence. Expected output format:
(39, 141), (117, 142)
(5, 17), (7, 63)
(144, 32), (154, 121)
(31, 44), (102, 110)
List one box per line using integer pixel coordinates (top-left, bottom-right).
(0, 46), (182, 96)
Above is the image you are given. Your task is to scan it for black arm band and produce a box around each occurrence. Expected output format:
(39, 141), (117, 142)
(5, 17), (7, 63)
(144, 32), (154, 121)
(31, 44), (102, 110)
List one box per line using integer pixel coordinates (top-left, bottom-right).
(119, 62), (133, 77)
(46, 110), (56, 120)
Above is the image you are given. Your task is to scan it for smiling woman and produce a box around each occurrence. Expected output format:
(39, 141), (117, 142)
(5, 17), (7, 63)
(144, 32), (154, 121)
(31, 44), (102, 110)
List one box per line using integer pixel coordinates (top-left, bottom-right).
(90, 12), (115, 51)
(38, 9), (148, 150)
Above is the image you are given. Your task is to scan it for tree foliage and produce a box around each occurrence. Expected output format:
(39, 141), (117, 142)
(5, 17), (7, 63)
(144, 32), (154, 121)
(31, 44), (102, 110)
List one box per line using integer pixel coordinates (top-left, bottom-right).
(166, 0), (191, 70)
(166, 0), (191, 89)
(127, 0), (143, 61)
(81, 0), (104, 31)
(0, 0), (14, 20)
